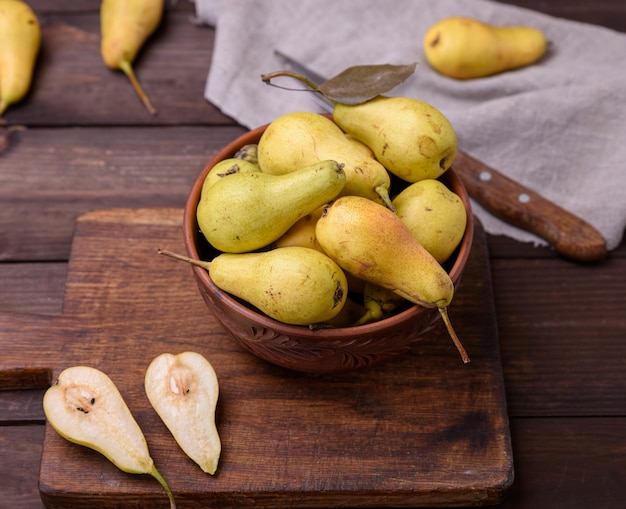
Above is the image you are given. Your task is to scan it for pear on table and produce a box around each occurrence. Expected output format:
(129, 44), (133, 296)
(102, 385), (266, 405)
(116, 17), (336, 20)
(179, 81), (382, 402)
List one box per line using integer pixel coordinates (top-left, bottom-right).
(145, 352), (221, 475)
(42, 365), (176, 509)
(100, 0), (163, 115)
(0, 0), (41, 116)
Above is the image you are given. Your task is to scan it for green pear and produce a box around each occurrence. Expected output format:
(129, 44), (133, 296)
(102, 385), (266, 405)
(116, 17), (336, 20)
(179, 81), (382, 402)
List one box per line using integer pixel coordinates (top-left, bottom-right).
(145, 352), (221, 475)
(333, 96), (458, 183)
(257, 111), (394, 209)
(423, 16), (549, 79)
(233, 143), (259, 165)
(392, 179), (467, 263)
(354, 282), (406, 326)
(315, 195), (469, 362)
(100, 0), (163, 116)
(158, 247), (348, 325)
(197, 159), (345, 253)
(201, 157), (261, 192)
(43, 366), (176, 509)
(0, 0), (41, 116)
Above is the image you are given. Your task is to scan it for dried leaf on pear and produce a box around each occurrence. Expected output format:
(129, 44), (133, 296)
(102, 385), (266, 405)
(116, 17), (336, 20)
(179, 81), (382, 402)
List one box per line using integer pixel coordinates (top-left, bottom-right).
(261, 62), (417, 106)
(318, 62), (417, 104)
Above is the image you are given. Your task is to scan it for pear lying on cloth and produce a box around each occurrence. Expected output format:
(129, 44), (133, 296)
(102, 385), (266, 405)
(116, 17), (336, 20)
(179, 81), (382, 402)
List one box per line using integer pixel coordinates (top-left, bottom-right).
(423, 16), (548, 79)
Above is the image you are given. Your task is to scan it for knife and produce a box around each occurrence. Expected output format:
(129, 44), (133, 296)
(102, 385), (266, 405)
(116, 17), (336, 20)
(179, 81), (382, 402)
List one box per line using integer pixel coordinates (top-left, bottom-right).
(272, 50), (607, 262)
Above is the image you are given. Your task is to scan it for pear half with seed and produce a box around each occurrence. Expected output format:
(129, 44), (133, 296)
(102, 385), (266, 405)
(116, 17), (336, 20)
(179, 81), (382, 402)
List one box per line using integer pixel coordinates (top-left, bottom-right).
(145, 351), (221, 475)
(42, 365), (176, 509)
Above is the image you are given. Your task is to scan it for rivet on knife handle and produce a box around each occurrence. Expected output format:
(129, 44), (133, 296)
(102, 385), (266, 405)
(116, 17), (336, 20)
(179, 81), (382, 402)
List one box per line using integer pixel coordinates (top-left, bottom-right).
(453, 150), (607, 262)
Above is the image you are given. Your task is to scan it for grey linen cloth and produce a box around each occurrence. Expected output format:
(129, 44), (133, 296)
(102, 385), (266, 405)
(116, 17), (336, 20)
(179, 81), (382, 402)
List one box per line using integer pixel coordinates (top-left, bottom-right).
(192, 0), (626, 251)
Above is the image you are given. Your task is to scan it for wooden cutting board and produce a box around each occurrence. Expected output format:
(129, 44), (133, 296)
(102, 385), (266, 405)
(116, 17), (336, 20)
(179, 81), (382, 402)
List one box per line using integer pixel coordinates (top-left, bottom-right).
(0, 208), (513, 508)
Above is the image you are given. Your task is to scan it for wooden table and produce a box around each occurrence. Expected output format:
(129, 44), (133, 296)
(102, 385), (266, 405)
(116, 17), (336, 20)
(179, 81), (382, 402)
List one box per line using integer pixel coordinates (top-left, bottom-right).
(1, 1), (624, 508)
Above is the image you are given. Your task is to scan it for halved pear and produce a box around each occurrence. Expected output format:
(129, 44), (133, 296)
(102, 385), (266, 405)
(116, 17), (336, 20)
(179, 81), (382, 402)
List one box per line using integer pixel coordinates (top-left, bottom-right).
(42, 365), (176, 508)
(145, 352), (221, 475)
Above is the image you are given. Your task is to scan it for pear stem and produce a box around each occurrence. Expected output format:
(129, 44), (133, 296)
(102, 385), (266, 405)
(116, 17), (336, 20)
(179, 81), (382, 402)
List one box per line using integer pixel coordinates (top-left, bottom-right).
(158, 249), (211, 271)
(119, 60), (158, 116)
(438, 306), (470, 364)
(261, 70), (322, 94)
(150, 466), (176, 509)
(375, 185), (396, 212)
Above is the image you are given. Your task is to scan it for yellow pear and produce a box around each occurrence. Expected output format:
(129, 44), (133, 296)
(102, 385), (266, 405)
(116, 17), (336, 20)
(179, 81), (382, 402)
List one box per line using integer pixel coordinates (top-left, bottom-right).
(100, 0), (163, 115)
(354, 282), (406, 326)
(201, 157), (260, 192)
(257, 111), (394, 209)
(0, 0), (41, 116)
(315, 195), (469, 362)
(197, 159), (345, 253)
(158, 247), (348, 325)
(145, 352), (221, 475)
(423, 16), (549, 79)
(43, 366), (176, 509)
(233, 143), (259, 165)
(333, 96), (458, 183)
(392, 179), (467, 263)
(273, 206), (325, 252)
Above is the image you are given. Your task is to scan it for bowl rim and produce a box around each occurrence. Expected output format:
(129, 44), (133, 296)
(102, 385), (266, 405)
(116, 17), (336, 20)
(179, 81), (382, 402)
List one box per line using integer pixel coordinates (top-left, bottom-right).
(183, 117), (474, 337)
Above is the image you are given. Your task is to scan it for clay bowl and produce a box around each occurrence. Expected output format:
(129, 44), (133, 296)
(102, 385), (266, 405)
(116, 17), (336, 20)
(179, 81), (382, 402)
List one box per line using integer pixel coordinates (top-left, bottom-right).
(183, 118), (474, 374)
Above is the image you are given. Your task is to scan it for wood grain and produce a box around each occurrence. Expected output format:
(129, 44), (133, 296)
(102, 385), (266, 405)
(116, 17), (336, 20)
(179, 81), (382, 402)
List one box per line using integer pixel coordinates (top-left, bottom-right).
(1, 208), (513, 508)
(0, 126), (245, 261)
(1, 1), (626, 508)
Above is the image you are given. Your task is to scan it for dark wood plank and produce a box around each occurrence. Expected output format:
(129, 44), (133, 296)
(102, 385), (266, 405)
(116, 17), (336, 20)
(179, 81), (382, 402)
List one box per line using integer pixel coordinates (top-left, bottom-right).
(0, 125), (245, 261)
(501, 417), (626, 509)
(493, 255), (626, 416)
(3, 417), (625, 509)
(495, 0), (626, 32)
(0, 389), (47, 424)
(0, 264), (67, 316)
(0, 425), (46, 509)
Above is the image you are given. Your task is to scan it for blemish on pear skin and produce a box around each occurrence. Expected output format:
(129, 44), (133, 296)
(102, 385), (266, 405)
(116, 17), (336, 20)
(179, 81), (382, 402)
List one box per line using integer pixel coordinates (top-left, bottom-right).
(429, 32), (441, 47)
(333, 282), (344, 307)
(418, 136), (437, 158)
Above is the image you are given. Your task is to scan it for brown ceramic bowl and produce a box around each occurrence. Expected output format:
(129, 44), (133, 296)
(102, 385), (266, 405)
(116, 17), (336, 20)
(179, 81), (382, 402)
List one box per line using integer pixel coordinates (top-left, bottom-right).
(183, 117), (474, 374)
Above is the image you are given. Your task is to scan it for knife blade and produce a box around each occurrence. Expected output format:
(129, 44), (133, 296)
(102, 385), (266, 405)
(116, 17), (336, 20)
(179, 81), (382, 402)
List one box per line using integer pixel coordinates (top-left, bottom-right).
(273, 50), (607, 262)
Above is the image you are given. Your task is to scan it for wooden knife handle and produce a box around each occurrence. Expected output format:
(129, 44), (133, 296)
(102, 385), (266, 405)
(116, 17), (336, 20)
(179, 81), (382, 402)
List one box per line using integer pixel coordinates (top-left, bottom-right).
(453, 150), (607, 262)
